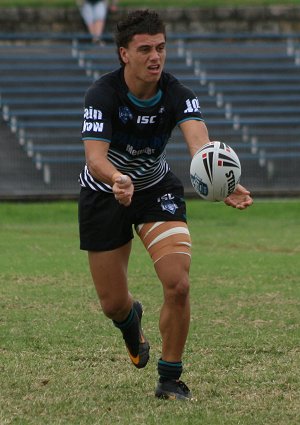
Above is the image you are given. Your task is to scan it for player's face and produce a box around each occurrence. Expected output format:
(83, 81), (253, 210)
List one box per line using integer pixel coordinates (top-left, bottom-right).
(120, 33), (166, 85)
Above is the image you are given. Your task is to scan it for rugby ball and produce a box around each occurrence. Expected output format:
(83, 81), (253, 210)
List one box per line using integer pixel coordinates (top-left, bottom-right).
(190, 141), (241, 201)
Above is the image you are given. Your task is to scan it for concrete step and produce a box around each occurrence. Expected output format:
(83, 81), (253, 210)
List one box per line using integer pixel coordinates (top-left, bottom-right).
(0, 119), (46, 197)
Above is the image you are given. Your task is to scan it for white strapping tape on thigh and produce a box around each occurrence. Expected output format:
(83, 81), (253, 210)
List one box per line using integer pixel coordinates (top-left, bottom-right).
(136, 221), (192, 263)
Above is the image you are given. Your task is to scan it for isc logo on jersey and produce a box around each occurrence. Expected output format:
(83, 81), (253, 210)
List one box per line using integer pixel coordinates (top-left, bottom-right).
(137, 115), (157, 124)
(82, 107), (104, 133)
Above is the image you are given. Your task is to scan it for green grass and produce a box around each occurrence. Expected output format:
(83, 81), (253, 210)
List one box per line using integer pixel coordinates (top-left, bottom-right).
(0, 0), (299, 7)
(1, 200), (299, 424)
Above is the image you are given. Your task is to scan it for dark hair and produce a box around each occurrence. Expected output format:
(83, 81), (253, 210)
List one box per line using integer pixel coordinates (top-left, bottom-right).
(115, 10), (166, 65)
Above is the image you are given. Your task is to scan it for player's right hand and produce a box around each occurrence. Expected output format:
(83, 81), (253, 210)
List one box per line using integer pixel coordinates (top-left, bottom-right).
(112, 174), (134, 207)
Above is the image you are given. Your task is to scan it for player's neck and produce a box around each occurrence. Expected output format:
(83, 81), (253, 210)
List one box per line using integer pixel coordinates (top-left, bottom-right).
(124, 69), (158, 100)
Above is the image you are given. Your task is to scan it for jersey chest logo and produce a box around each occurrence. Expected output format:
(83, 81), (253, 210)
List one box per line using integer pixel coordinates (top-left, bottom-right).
(119, 106), (133, 124)
(137, 115), (157, 124)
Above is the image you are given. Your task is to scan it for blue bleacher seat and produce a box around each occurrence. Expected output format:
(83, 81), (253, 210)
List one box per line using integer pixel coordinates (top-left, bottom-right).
(1, 31), (300, 191)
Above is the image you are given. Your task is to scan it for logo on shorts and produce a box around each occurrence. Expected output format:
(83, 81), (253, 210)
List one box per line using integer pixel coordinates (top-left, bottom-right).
(158, 193), (178, 215)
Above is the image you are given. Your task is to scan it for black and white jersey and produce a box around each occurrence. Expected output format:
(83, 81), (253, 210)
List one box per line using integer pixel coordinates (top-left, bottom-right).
(79, 67), (203, 192)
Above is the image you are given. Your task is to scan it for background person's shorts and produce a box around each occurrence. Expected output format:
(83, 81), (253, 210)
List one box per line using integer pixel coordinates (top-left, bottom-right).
(81, 1), (107, 25)
(79, 171), (188, 252)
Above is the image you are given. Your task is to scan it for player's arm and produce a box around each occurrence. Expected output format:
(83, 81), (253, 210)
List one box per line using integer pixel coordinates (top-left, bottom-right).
(179, 119), (210, 156)
(82, 83), (133, 206)
(84, 139), (116, 184)
(84, 139), (134, 206)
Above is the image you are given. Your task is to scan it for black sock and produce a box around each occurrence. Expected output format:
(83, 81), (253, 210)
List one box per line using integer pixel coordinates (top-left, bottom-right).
(113, 307), (134, 329)
(158, 358), (183, 382)
(113, 307), (140, 356)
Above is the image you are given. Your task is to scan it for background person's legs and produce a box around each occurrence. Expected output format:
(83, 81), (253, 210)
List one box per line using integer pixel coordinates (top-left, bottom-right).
(81, 1), (107, 42)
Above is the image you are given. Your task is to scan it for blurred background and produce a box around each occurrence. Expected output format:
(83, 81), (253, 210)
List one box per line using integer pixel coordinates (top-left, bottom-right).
(1, 0), (300, 199)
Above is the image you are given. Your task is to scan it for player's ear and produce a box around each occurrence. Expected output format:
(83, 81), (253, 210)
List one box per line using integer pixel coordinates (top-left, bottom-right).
(119, 47), (129, 64)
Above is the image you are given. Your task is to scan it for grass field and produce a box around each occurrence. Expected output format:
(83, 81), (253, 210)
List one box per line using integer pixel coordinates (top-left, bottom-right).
(1, 200), (299, 424)
(0, 0), (299, 8)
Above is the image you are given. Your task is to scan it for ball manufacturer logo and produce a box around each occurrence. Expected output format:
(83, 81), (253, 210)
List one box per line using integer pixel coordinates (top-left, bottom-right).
(225, 170), (236, 195)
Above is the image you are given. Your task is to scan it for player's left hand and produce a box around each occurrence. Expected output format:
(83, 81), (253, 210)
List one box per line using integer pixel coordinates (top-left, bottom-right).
(224, 184), (253, 210)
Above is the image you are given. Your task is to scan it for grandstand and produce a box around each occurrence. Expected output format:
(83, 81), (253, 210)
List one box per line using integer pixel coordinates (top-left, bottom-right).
(0, 32), (300, 198)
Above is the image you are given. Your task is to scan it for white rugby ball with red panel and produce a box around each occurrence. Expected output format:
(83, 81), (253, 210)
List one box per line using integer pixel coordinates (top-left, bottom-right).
(190, 141), (241, 201)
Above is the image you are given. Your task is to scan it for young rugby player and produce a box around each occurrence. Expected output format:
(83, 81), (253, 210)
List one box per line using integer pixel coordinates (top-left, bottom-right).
(79, 9), (253, 400)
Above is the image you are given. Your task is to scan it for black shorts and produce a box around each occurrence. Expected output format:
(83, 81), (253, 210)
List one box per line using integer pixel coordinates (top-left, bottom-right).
(79, 171), (187, 251)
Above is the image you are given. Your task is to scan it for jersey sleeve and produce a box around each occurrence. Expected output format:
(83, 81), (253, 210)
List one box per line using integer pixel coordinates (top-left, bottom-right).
(81, 83), (113, 142)
(170, 82), (204, 125)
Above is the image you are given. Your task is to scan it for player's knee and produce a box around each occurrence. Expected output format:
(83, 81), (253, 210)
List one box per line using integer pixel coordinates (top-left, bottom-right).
(100, 298), (129, 321)
(165, 275), (190, 305)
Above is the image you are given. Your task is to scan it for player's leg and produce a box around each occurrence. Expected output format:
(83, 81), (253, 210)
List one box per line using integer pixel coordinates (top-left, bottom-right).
(88, 242), (133, 322)
(88, 244), (149, 368)
(79, 187), (149, 368)
(134, 171), (193, 399)
(154, 252), (191, 364)
(154, 252), (192, 399)
(136, 221), (191, 361)
(137, 222), (192, 399)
